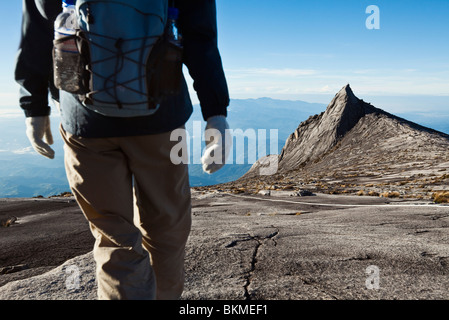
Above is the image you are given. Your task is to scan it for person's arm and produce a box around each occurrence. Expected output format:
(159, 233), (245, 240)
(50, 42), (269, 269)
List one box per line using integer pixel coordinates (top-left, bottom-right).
(176, 0), (231, 173)
(15, 0), (60, 159)
(176, 0), (230, 121)
(15, 0), (61, 117)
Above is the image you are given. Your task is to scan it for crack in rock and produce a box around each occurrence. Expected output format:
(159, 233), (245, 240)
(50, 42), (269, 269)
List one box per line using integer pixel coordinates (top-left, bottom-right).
(241, 229), (279, 300)
(224, 227), (279, 299)
(0, 264), (29, 275)
(298, 276), (340, 300)
(228, 228), (339, 300)
(338, 253), (373, 262)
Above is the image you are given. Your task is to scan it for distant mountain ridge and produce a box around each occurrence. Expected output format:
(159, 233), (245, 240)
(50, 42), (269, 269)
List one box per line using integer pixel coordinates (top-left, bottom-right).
(1, 90), (448, 198)
(0, 98), (327, 197)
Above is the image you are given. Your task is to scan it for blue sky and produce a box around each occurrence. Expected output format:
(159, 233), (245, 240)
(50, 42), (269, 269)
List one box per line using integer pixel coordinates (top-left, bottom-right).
(215, 0), (449, 100)
(0, 0), (448, 114)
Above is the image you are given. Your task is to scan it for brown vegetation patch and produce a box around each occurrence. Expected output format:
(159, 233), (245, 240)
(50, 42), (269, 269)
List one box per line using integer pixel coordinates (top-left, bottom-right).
(432, 191), (449, 204)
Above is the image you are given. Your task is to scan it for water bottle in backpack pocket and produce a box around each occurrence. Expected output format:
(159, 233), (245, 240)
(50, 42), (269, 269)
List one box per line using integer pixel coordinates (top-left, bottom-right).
(53, 0), (86, 94)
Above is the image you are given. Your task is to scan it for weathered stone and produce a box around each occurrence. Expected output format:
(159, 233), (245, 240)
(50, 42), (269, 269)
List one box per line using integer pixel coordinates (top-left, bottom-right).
(1, 192), (448, 300)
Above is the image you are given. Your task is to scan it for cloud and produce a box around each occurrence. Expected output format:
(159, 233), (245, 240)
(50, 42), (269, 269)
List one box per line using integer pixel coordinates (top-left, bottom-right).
(12, 146), (34, 155)
(0, 107), (22, 118)
(0, 91), (19, 107)
(226, 68), (318, 77)
(265, 52), (335, 59)
(223, 66), (449, 98)
(319, 85), (332, 93)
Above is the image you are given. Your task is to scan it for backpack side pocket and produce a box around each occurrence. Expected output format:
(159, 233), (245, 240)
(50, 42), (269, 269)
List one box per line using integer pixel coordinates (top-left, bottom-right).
(53, 34), (88, 95)
(146, 35), (183, 108)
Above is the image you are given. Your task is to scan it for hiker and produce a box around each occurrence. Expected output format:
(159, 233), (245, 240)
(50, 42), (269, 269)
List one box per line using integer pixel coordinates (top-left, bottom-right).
(16, 0), (230, 300)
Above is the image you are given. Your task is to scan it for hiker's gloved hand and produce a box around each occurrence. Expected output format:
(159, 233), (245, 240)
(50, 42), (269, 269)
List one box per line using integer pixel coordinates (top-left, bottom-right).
(202, 115), (232, 174)
(25, 116), (55, 159)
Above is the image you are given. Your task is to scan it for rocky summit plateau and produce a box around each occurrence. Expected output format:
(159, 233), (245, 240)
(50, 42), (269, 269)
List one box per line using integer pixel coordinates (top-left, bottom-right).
(1, 85), (448, 301)
(215, 84), (449, 201)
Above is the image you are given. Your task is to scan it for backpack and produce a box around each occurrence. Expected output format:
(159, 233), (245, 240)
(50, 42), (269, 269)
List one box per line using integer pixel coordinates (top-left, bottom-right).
(72, 0), (182, 117)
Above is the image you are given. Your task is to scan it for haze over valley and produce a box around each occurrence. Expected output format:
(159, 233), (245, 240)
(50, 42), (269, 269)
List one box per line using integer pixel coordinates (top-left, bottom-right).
(0, 90), (448, 198)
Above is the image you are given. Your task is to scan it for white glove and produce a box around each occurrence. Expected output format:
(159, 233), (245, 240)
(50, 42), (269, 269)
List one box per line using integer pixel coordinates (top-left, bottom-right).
(201, 115), (232, 174)
(25, 116), (55, 159)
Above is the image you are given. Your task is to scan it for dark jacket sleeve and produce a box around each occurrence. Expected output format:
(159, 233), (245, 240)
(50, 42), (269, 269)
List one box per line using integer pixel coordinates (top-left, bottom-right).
(15, 0), (61, 117)
(176, 0), (230, 121)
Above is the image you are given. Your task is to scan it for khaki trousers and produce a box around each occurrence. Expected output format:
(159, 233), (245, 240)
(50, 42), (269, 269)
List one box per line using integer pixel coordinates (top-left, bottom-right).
(60, 125), (191, 300)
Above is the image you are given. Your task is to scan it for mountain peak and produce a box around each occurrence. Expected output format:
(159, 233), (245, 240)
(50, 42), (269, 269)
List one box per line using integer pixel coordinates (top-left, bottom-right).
(328, 84), (361, 112)
(275, 85), (372, 169)
(234, 86), (449, 200)
(324, 84), (366, 138)
(334, 84), (358, 103)
(270, 85), (449, 175)
(339, 84), (354, 96)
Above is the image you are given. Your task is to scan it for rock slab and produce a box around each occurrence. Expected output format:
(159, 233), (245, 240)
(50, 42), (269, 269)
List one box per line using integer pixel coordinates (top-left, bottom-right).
(1, 191), (448, 300)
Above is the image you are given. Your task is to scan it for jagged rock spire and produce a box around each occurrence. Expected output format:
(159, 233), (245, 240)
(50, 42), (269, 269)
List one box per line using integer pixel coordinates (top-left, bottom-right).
(324, 84), (366, 138)
(277, 84), (370, 168)
(243, 84), (449, 180)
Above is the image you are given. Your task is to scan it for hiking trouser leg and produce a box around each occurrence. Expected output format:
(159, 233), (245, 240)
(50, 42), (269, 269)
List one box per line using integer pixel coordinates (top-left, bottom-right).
(121, 131), (192, 300)
(60, 126), (156, 300)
